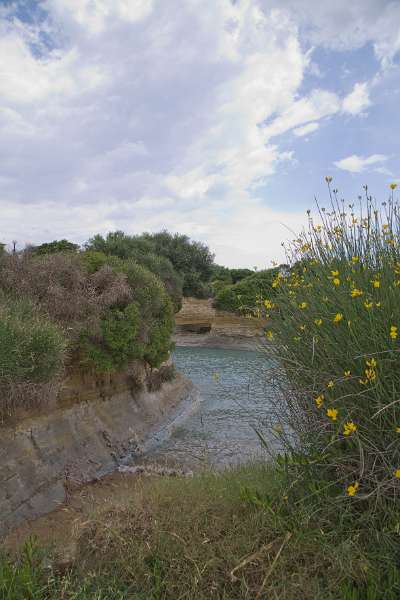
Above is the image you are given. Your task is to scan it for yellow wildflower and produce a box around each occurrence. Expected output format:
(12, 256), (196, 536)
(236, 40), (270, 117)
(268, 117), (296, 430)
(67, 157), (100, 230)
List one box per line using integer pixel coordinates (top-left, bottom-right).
(371, 280), (380, 288)
(351, 217), (358, 225)
(343, 422), (357, 436)
(395, 469), (400, 478)
(299, 302), (308, 309)
(351, 288), (363, 298)
(315, 394), (324, 408)
(347, 320), (352, 327)
(325, 176), (333, 183)
(395, 427), (400, 433)
(376, 302), (381, 308)
(390, 325), (398, 340)
(344, 370), (351, 377)
(265, 330), (274, 340)
(333, 278), (340, 286)
(299, 325), (306, 331)
(264, 299), (274, 309)
(351, 256), (359, 263)
(359, 378), (368, 386)
(364, 300), (373, 310)
(327, 380), (334, 389)
(365, 368), (376, 382)
(333, 313), (343, 323)
(366, 358), (377, 368)
(314, 318), (323, 326)
(347, 482), (359, 497)
(327, 407), (338, 421)
(390, 183), (397, 190)
(331, 270), (339, 277)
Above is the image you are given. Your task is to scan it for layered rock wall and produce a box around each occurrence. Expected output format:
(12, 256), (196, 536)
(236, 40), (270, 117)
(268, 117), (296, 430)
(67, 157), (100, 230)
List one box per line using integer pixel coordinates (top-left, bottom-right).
(174, 298), (267, 348)
(0, 363), (192, 537)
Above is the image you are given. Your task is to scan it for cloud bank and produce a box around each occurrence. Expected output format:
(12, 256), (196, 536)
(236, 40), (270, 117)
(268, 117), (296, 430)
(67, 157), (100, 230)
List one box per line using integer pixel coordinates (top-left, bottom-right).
(0, 0), (398, 265)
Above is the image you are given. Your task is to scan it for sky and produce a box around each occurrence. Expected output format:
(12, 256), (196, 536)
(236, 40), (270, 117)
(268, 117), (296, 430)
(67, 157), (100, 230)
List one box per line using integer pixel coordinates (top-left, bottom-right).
(0, 0), (399, 267)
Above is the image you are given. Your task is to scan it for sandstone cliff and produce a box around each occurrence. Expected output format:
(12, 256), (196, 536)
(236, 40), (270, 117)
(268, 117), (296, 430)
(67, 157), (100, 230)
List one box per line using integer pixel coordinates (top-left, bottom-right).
(174, 297), (267, 348)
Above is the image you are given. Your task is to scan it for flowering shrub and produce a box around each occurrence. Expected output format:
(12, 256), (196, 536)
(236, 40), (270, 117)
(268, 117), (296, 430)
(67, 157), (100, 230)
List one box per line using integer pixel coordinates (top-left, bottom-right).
(265, 182), (400, 507)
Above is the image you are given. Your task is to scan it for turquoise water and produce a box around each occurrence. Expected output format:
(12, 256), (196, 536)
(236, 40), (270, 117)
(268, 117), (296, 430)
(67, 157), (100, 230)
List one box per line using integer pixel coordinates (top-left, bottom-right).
(146, 346), (275, 468)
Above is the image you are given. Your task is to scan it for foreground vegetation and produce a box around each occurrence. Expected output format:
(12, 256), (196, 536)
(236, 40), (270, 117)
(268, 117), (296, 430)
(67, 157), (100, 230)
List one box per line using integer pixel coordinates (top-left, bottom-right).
(2, 463), (399, 599)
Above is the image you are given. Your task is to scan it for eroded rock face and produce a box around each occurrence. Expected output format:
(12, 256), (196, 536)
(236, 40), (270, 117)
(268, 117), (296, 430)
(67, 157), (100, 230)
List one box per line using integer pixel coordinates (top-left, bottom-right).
(174, 298), (267, 348)
(0, 363), (192, 537)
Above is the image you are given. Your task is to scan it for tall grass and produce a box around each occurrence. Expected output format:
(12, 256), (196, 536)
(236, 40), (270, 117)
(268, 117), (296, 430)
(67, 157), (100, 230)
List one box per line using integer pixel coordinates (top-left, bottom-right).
(264, 182), (400, 509)
(2, 465), (399, 599)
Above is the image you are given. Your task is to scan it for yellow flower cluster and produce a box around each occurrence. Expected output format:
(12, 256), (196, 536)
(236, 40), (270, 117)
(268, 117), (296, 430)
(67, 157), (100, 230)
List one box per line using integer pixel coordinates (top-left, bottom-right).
(264, 299), (274, 310)
(326, 407), (338, 421)
(351, 288), (363, 298)
(343, 421), (357, 436)
(359, 358), (377, 385)
(347, 481), (359, 497)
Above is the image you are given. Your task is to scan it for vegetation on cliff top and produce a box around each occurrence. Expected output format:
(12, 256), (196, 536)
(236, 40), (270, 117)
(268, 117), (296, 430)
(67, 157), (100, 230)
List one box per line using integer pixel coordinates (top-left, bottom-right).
(0, 242), (175, 420)
(212, 267), (283, 315)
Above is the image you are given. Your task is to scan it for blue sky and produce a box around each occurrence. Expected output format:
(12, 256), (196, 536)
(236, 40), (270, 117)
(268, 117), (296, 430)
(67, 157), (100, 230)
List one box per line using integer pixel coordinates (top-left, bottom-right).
(0, 0), (399, 266)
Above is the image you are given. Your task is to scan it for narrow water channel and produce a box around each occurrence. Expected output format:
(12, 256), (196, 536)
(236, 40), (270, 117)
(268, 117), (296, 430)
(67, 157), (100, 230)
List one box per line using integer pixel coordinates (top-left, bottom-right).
(143, 346), (275, 469)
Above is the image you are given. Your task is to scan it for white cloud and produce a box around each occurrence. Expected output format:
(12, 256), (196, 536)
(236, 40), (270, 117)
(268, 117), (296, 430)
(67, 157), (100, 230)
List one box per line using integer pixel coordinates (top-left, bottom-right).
(47, 0), (154, 34)
(262, 89), (340, 139)
(334, 154), (388, 173)
(342, 82), (371, 115)
(293, 122), (319, 136)
(267, 0), (400, 67)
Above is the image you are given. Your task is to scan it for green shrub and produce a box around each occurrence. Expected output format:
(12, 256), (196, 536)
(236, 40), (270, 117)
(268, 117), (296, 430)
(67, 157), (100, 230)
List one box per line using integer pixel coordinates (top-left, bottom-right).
(0, 252), (174, 378)
(82, 242), (183, 310)
(79, 250), (124, 274)
(0, 298), (66, 384)
(31, 239), (80, 255)
(86, 230), (214, 299)
(214, 268), (281, 314)
(80, 302), (143, 372)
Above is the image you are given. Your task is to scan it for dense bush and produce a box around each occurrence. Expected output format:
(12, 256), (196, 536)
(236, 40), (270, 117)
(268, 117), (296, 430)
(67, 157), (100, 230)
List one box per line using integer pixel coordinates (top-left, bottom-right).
(264, 182), (400, 510)
(31, 239), (80, 255)
(0, 297), (65, 384)
(86, 230), (214, 299)
(213, 268), (281, 314)
(0, 251), (174, 387)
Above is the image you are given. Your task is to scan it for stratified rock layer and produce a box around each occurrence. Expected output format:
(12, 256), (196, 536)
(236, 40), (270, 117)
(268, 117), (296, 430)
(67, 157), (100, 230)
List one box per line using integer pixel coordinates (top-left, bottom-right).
(174, 297), (267, 349)
(0, 363), (192, 537)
